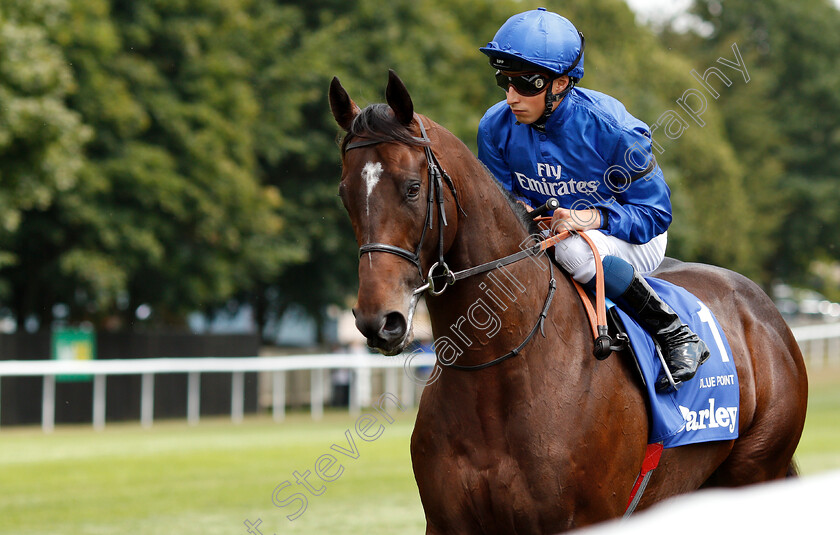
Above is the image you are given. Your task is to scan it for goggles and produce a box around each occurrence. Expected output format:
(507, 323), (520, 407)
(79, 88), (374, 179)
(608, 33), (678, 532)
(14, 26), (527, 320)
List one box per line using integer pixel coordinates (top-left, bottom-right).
(495, 71), (552, 96)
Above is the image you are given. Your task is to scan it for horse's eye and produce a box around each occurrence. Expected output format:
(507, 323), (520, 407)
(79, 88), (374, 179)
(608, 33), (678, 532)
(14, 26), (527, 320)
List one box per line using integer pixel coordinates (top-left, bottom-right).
(407, 182), (421, 199)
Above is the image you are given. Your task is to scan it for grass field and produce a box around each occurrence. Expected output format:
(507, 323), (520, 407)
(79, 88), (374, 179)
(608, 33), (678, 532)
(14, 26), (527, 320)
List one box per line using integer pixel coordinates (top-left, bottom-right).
(1, 369), (838, 535)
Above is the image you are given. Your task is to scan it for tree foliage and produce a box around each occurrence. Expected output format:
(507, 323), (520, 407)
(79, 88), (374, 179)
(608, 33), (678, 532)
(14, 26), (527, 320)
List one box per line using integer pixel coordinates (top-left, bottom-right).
(663, 0), (840, 294)
(0, 0), (835, 336)
(0, 1), (91, 289)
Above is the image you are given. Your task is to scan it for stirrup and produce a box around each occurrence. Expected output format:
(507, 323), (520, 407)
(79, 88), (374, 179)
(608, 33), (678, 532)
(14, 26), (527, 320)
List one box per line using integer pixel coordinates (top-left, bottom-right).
(653, 342), (681, 392)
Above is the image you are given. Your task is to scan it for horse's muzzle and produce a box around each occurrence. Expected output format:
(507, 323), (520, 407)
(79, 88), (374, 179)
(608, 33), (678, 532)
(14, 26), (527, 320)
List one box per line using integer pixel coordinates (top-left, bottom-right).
(353, 308), (408, 355)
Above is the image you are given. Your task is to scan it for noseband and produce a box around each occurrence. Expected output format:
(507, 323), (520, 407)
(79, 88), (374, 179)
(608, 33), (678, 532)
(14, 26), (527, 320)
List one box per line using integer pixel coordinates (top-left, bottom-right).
(345, 117), (464, 296)
(343, 116), (559, 371)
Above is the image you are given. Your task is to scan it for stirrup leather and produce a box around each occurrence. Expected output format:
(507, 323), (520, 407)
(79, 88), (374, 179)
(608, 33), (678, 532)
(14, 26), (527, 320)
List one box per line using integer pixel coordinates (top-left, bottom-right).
(532, 223), (627, 359)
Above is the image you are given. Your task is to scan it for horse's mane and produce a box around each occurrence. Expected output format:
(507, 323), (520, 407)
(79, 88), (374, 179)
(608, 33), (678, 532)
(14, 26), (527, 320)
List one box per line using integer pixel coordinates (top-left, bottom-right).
(484, 166), (541, 236)
(340, 103), (539, 235)
(340, 104), (430, 153)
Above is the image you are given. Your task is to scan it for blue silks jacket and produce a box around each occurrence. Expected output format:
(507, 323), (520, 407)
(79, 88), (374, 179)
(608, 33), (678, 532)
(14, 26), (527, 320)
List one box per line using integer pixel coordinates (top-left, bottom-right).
(478, 87), (672, 245)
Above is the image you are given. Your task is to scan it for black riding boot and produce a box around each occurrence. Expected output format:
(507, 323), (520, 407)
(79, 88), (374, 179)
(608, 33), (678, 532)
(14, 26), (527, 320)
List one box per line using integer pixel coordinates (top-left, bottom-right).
(619, 271), (710, 392)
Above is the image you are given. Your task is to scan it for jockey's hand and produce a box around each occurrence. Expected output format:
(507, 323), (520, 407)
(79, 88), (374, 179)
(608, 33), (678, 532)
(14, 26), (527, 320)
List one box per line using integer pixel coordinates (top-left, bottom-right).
(551, 208), (601, 234)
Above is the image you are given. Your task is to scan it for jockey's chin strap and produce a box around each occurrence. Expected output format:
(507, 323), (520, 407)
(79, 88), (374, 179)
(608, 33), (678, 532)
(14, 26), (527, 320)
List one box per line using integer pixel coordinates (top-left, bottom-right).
(540, 31), (585, 124)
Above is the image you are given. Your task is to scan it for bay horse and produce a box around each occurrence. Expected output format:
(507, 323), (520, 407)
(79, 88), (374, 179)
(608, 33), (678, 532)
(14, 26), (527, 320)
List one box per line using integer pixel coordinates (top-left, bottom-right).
(329, 70), (808, 534)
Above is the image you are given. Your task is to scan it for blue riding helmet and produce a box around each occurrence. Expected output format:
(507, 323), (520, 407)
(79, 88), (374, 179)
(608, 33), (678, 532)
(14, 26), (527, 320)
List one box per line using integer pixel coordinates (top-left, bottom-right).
(480, 7), (585, 81)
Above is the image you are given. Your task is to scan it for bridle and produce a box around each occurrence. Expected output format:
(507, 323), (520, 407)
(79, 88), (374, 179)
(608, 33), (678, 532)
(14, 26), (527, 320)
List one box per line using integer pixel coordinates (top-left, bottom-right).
(345, 116), (555, 296)
(345, 117), (464, 296)
(343, 116), (557, 371)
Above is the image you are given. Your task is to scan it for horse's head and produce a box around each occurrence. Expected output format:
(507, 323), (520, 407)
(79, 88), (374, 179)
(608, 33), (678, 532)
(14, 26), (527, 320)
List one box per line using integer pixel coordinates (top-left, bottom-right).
(329, 71), (460, 355)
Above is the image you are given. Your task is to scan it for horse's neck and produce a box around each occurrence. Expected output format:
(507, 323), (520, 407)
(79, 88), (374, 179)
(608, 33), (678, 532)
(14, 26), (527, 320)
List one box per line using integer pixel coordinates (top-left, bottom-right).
(431, 127), (533, 271)
(423, 126), (583, 372)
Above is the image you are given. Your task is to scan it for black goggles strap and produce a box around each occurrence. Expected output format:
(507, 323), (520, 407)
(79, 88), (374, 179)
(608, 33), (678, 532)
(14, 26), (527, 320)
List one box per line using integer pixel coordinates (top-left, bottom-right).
(540, 32), (584, 120)
(559, 32), (585, 79)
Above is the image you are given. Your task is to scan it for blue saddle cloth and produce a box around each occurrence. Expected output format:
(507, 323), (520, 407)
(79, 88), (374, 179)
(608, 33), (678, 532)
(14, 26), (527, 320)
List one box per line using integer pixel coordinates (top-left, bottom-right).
(608, 277), (740, 448)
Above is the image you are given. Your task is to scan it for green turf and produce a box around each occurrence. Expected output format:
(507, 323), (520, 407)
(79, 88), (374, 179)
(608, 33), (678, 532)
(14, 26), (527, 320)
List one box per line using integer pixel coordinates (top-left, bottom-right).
(0, 368), (837, 534)
(794, 368), (840, 474)
(0, 409), (425, 535)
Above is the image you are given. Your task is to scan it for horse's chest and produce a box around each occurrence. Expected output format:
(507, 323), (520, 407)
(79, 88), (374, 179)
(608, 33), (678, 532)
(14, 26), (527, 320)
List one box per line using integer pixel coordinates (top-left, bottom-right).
(414, 424), (566, 530)
(438, 453), (546, 531)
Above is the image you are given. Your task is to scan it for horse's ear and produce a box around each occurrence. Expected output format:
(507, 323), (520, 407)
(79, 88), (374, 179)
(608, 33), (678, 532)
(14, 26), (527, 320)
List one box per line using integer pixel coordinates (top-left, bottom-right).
(329, 76), (360, 132)
(385, 69), (414, 126)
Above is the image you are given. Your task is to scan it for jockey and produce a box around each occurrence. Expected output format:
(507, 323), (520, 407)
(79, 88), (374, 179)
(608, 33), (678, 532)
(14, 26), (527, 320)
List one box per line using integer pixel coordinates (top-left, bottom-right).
(477, 8), (709, 391)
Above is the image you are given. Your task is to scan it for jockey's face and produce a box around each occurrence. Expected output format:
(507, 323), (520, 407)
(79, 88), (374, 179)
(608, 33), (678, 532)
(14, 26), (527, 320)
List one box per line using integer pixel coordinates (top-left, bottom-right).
(502, 74), (569, 125)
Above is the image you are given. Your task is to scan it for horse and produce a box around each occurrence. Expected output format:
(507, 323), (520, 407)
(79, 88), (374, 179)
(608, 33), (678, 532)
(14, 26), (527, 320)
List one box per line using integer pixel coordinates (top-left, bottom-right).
(329, 70), (808, 534)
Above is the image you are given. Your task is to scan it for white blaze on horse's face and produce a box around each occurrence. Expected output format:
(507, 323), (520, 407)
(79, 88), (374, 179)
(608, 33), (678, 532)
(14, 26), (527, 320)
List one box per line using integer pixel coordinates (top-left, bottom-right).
(361, 161), (383, 266)
(362, 161), (382, 216)
(338, 145), (430, 355)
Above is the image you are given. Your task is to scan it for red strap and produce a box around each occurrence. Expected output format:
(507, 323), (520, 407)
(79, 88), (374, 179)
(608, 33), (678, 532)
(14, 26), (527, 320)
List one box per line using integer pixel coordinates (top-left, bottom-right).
(642, 443), (664, 472)
(625, 443), (664, 510)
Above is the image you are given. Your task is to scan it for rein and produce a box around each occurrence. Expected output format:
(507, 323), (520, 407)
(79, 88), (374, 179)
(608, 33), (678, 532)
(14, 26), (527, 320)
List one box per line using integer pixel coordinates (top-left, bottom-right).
(344, 116), (621, 370)
(346, 117), (556, 297)
(346, 117), (656, 507)
(345, 114), (647, 507)
(344, 116), (560, 371)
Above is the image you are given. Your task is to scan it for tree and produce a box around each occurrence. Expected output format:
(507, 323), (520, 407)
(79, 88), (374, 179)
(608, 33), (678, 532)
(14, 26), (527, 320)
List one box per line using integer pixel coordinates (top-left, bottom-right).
(673, 0), (840, 293)
(245, 0), (520, 341)
(0, 0), (90, 303)
(1, 0), (301, 327)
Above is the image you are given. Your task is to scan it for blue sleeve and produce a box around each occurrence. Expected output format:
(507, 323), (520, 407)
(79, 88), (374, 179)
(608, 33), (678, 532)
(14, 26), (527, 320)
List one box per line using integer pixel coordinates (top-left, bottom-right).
(477, 114), (529, 204)
(598, 125), (672, 244)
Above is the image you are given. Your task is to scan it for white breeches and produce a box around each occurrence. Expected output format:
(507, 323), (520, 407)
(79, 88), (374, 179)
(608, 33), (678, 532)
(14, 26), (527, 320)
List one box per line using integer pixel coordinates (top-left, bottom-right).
(553, 230), (668, 283)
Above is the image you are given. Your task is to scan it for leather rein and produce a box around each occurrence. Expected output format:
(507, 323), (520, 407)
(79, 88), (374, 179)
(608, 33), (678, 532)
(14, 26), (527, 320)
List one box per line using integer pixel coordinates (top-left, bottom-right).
(346, 116), (648, 511)
(343, 116), (557, 371)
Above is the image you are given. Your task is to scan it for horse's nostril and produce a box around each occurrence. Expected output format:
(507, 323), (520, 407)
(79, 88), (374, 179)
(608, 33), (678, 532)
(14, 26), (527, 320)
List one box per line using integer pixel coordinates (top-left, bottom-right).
(355, 310), (408, 353)
(381, 311), (407, 339)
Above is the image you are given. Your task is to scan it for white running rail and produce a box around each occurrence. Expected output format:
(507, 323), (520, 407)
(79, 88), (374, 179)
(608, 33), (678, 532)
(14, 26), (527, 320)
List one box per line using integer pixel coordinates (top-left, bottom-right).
(0, 322), (837, 433)
(0, 353), (436, 432)
(790, 323), (840, 370)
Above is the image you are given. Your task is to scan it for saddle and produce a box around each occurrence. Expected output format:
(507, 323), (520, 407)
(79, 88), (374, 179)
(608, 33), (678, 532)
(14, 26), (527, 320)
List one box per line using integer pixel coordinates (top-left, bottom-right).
(533, 220), (740, 515)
